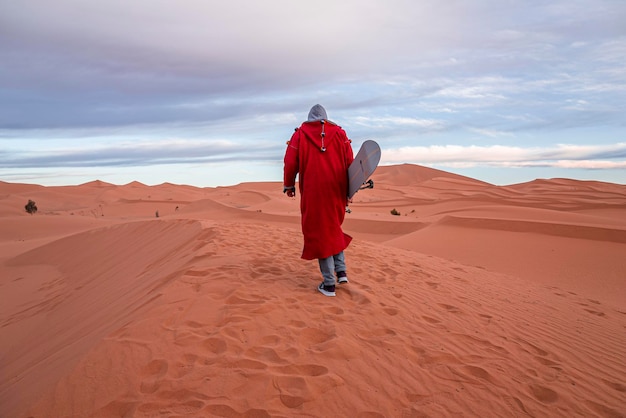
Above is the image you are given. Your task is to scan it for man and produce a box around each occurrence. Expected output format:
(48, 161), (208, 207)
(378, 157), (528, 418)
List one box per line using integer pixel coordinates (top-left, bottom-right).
(283, 104), (354, 297)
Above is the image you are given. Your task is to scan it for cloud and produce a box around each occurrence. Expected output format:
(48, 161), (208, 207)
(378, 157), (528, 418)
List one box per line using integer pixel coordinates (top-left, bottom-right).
(3, 6), (624, 131)
(515, 160), (626, 169)
(350, 116), (445, 131)
(1, 0), (625, 186)
(382, 143), (626, 169)
(3, 138), (282, 168)
(467, 128), (514, 138)
(7, 136), (625, 174)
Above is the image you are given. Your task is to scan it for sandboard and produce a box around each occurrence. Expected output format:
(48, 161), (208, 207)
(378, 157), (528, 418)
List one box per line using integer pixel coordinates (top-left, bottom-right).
(348, 140), (381, 199)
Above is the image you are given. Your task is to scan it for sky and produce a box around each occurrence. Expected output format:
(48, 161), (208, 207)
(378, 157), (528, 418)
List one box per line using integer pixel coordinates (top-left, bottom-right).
(1, 0), (625, 187)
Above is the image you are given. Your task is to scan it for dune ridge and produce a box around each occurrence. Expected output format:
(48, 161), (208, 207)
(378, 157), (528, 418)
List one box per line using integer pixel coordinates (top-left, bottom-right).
(1, 164), (625, 417)
(1, 220), (205, 415)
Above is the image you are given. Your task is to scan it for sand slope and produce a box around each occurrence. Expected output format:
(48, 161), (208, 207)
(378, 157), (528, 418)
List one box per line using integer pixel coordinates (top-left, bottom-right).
(1, 165), (625, 417)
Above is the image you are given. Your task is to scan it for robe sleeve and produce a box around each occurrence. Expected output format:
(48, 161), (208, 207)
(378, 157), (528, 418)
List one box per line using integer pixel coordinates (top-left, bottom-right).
(283, 129), (300, 188)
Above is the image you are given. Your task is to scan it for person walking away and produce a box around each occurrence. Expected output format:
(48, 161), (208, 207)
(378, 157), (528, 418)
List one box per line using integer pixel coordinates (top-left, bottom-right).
(283, 104), (354, 297)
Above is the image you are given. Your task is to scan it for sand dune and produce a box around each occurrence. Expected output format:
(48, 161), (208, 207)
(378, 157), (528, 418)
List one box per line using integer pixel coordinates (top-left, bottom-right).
(1, 165), (625, 417)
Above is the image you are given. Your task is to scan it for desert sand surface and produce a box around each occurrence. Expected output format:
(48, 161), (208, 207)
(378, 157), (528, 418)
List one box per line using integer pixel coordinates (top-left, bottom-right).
(1, 164), (625, 417)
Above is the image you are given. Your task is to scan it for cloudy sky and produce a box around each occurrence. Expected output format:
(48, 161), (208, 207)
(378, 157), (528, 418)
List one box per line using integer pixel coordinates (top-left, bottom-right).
(1, 0), (625, 187)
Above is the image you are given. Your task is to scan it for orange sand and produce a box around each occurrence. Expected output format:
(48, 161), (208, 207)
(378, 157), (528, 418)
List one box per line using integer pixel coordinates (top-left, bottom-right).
(1, 164), (625, 417)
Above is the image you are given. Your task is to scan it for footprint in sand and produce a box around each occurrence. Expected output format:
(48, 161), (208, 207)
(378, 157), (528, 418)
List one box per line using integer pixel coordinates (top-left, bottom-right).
(173, 330), (204, 347)
(344, 288), (372, 305)
(463, 365), (492, 382)
(169, 400), (206, 414)
(356, 328), (397, 343)
(438, 303), (462, 314)
(272, 375), (312, 408)
(202, 337), (228, 355)
(173, 353), (198, 378)
(453, 275), (470, 283)
(383, 307), (399, 316)
(137, 400), (205, 416)
(139, 359), (168, 394)
(478, 313), (493, 323)
(203, 404), (271, 417)
(529, 384), (559, 403)
(584, 309), (606, 317)
(258, 335), (282, 346)
(503, 396), (530, 416)
(324, 306), (344, 315)
(299, 327), (336, 346)
(96, 400), (139, 417)
(180, 269), (211, 292)
(183, 269), (207, 277)
(184, 320), (205, 329)
(225, 358), (267, 370)
(225, 294), (266, 305)
(245, 346), (285, 364)
(272, 363), (329, 377)
(516, 339), (549, 357)
(535, 356), (562, 371)
(422, 315), (441, 324)
(250, 265), (285, 279)
(289, 320), (307, 328)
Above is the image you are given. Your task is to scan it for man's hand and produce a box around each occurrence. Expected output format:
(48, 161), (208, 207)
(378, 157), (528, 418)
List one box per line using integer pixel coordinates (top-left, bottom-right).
(283, 186), (296, 198)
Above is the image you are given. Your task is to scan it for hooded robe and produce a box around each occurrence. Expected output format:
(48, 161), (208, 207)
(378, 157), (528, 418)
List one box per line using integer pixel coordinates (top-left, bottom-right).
(284, 105), (354, 260)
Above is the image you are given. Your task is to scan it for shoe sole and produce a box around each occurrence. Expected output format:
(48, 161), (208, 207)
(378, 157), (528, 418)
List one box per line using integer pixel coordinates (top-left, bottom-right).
(318, 285), (336, 297)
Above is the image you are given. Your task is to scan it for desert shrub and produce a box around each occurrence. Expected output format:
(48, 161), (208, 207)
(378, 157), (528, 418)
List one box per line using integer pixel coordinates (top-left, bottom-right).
(25, 199), (38, 214)
(390, 208), (400, 216)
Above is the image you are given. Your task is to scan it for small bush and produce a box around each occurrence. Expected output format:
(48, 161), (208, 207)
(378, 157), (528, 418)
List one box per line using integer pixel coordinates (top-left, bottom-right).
(25, 199), (37, 214)
(390, 208), (400, 216)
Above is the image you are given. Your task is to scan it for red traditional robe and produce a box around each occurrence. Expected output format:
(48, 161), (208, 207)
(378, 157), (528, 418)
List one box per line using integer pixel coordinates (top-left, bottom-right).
(284, 120), (354, 260)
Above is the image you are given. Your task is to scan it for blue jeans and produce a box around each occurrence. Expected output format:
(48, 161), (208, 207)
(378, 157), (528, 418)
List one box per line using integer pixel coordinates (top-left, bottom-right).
(318, 251), (346, 286)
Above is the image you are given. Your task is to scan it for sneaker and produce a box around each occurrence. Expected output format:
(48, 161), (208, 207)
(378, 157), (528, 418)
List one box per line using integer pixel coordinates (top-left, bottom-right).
(318, 282), (336, 297)
(337, 271), (349, 284)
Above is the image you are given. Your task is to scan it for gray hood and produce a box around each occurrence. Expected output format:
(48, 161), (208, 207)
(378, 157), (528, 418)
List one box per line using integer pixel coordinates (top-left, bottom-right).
(307, 104), (328, 121)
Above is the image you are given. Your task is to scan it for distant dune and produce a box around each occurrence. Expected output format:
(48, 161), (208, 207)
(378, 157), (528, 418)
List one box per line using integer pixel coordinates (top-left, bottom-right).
(1, 164), (625, 417)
